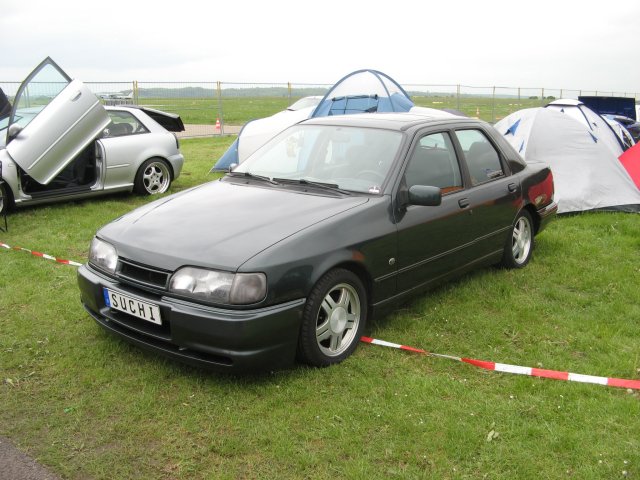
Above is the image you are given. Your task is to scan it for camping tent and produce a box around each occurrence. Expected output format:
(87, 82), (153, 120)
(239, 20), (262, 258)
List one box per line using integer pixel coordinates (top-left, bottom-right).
(619, 142), (640, 189)
(212, 69), (452, 171)
(494, 107), (640, 213)
(545, 99), (625, 156)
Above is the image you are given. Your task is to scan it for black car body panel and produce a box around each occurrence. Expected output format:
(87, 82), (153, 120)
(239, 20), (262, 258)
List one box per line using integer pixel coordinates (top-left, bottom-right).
(124, 105), (185, 132)
(78, 113), (557, 371)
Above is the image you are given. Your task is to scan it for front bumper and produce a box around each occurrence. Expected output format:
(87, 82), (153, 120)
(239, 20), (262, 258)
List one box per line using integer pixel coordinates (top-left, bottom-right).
(77, 264), (305, 372)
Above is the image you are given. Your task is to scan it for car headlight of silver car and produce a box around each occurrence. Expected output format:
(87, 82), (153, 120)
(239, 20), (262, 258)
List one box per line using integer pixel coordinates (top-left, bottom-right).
(169, 267), (267, 305)
(89, 237), (118, 274)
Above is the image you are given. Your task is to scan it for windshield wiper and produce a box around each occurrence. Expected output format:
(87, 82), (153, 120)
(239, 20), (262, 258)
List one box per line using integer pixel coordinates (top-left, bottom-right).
(226, 171), (279, 185)
(273, 178), (351, 195)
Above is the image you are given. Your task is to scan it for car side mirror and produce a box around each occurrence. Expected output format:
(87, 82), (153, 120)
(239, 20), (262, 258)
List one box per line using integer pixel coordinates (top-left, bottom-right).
(408, 185), (442, 206)
(7, 124), (22, 143)
(228, 163), (238, 172)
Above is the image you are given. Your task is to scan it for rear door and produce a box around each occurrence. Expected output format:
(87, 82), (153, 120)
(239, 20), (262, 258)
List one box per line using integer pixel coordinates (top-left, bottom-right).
(6, 57), (110, 185)
(452, 127), (519, 257)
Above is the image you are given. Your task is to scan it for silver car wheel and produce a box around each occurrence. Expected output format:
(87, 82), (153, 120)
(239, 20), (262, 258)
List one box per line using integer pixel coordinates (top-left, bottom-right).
(315, 282), (361, 357)
(511, 215), (532, 265)
(142, 161), (171, 194)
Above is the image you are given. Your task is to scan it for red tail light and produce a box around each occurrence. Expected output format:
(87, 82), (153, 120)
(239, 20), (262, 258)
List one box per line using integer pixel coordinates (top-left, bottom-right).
(528, 170), (555, 207)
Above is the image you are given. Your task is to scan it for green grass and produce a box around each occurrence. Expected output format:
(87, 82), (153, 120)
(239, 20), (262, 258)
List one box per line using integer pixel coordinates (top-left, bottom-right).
(1, 137), (639, 479)
(140, 96), (297, 125)
(139, 95), (545, 127)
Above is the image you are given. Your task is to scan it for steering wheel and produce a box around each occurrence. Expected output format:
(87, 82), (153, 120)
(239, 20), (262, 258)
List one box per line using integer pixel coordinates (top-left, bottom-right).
(356, 170), (385, 183)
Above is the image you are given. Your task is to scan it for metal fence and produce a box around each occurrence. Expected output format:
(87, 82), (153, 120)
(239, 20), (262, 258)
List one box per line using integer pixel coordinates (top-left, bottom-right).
(1, 79), (638, 138)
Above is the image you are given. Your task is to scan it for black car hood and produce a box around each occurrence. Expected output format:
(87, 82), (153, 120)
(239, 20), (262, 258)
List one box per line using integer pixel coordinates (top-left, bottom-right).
(99, 180), (369, 272)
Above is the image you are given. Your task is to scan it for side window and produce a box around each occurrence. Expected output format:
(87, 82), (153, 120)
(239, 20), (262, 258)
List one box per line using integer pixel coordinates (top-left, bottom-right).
(103, 111), (148, 138)
(11, 60), (70, 131)
(454, 129), (504, 185)
(405, 132), (462, 194)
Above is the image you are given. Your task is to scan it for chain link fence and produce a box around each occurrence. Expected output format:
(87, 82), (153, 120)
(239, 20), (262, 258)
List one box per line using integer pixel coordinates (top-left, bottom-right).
(1, 79), (637, 138)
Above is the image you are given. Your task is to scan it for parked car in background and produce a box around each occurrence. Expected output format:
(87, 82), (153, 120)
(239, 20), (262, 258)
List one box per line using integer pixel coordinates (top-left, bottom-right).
(78, 112), (557, 372)
(0, 57), (184, 216)
(602, 114), (640, 144)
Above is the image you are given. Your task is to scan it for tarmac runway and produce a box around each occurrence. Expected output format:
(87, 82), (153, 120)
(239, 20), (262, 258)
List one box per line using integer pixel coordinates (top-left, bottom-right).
(176, 123), (241, 138)
(0, 436), (59, 480)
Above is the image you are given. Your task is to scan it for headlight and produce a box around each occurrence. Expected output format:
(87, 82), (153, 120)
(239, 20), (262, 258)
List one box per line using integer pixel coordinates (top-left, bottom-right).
(169, 267), (266, 305)
(89, 237), (118, 274)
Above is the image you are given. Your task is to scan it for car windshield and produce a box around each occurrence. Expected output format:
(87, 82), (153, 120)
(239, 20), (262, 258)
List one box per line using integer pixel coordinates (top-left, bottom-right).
(233, 124), (403, 194)
(287, 96), (322, 111)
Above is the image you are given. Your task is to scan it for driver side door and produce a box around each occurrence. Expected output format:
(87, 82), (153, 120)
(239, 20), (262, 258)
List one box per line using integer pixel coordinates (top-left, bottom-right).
(5, 57), (109, 185)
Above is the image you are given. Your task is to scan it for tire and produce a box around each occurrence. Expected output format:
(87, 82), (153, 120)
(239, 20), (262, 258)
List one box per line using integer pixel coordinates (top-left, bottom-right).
(0, 181), (13, 216)
(297, 269), (367, 367)
(134, 158), (172, 195)
(501, 210), (534, 269)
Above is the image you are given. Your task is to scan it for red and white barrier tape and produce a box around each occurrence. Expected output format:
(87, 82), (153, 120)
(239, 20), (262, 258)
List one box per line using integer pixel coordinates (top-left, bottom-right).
(361, 336), (640, 391)
(1, 241), (82, 267)
(2, 242), (637, 391)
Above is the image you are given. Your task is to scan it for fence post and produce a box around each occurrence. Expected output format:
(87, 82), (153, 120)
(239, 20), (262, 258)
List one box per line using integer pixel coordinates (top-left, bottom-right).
(288, 82), (292, 105)
(541, 88), (545, 106)
(491, 86), (496, 123)
(456, 84), (460, 111)
(133, 81), (138, 105)
(217, 81), (224, 135)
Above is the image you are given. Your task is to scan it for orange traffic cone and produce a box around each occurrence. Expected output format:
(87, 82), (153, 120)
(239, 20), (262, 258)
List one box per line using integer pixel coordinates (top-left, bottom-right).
(215, 117), (221, 132)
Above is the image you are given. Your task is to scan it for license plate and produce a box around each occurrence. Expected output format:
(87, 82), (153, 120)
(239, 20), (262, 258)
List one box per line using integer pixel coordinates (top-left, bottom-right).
(103, 288), (162, 325)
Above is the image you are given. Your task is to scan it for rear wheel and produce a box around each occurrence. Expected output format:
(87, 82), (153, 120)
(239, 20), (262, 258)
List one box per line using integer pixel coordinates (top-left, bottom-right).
(134, 158), (172, 195)
(501, 210), (534, 268)
(298, 269), (367, 367)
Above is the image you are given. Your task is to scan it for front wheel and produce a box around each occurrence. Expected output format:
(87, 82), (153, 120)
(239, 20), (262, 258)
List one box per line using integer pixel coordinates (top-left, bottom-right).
(501, 210), (534, 269)
(134, 158), (172, 195)
(297, 269), (367, 367)
(0, 181), (13, 216)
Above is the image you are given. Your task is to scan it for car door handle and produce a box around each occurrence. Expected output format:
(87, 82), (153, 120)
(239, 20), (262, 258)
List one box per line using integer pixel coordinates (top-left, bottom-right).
(458, 198), (470, 209)
(71, 91), (82, 102)
(508, 183), (517, 193)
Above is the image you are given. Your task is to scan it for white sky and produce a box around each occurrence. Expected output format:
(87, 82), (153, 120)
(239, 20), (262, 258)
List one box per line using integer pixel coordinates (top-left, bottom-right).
(1, 0), (639, 93)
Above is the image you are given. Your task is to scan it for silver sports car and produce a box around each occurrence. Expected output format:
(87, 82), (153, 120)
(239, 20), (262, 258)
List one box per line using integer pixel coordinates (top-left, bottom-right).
(0, 57), (184, 216)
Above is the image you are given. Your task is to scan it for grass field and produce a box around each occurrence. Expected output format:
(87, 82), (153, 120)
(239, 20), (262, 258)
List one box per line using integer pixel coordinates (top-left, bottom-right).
(1, 137), (639, 479)
(139, 95), (548, 126)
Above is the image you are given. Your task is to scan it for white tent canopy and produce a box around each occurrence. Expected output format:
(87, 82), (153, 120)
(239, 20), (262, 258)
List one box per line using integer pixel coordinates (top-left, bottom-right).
(545, 99), (624, 158)
(495, 107), (640, 213)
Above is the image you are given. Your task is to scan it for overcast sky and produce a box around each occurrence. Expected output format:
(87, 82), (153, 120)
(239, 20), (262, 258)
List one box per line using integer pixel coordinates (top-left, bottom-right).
(2, 0), (639, 93)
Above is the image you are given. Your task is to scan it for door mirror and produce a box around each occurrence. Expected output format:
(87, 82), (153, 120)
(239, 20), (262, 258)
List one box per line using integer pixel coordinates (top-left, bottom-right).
(7, 124), (22, 143)
(408, 185), (442, 206)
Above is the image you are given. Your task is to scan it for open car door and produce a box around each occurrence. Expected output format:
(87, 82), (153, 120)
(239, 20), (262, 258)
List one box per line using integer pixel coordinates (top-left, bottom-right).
(5, 57), (110, 185)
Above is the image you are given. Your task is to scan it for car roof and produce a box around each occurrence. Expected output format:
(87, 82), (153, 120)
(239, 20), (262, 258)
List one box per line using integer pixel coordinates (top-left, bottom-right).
(299, 112), (484, 132)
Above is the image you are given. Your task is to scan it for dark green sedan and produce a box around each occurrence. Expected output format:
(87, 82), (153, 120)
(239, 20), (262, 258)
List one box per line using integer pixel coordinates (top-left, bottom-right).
(77, 113), (557, 371)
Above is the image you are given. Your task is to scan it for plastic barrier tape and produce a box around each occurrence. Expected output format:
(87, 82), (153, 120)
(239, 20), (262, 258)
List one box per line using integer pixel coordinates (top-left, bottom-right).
(1, 241), (82, 267)
(360, 336), (640, 391)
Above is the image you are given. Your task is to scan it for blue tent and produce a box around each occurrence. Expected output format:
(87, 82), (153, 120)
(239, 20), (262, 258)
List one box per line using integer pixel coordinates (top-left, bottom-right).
(310, 69), (414, 117)
(212, 69), (415, 171)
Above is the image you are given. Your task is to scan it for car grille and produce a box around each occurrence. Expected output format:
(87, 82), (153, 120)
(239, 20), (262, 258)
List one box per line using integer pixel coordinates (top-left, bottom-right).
(117, 258), (171, 290)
